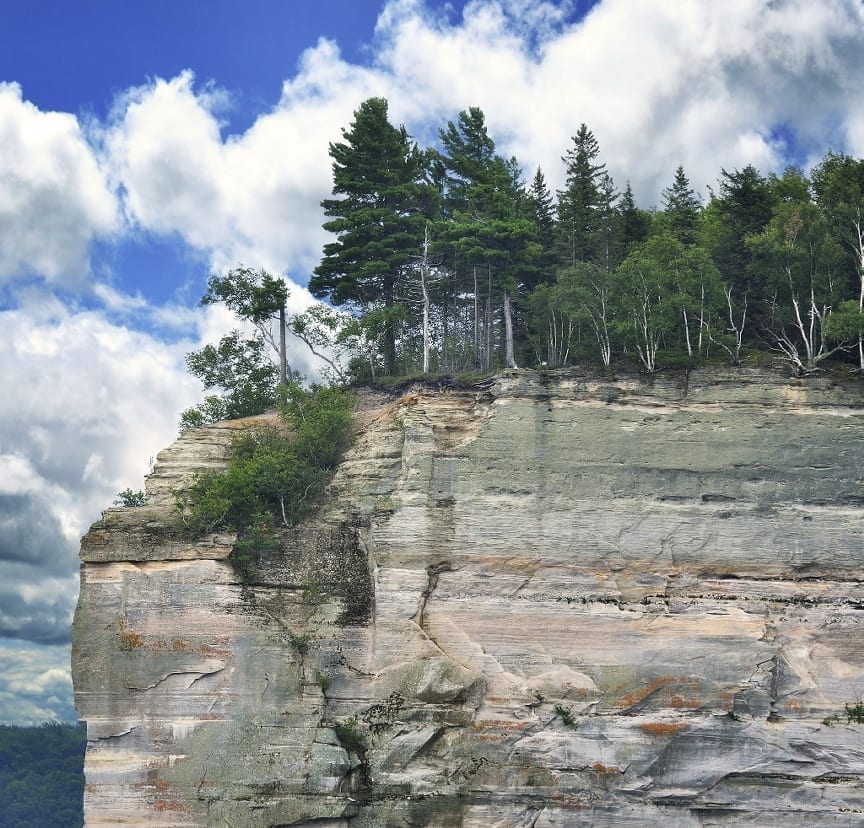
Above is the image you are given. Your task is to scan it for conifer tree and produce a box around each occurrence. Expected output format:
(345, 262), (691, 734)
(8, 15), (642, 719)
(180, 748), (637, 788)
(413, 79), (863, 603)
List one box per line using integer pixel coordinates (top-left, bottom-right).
(619, 181), (651, 255)
(596, 171), (621, 272)
(556, 123), (606, 266)
(527, 168), (555, 240)
(439, 107), (498, 217)
(310, 97), (437, 375)
(438, 108), (538, 369)
(706, 165), (776, 302)
(662, 165), (701, 246)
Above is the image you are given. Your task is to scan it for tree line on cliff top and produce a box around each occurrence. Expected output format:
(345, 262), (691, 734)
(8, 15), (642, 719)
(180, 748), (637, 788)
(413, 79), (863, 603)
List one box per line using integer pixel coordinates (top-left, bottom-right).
(182, 97), (864, 429)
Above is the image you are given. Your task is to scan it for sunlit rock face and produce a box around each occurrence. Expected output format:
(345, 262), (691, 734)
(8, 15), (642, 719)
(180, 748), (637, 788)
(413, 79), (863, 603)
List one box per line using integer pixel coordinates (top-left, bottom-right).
(73, 367), (864, 826)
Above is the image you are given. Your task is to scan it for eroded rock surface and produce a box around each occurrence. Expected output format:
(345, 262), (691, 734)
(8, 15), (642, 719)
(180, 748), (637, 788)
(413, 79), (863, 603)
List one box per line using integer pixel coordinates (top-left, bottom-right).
(73, 367), (864, 825)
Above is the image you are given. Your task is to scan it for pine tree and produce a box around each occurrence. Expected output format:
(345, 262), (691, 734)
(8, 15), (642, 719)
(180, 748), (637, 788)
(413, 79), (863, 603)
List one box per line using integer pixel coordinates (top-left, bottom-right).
(310, 97), (437, 375)
(439, 106), (498, 217)
(526, 167), (558, 287)
(438, 108), (538, 369)
(619, 181), (651, 255)
(556, 123), (606, 266)
(528, 168), (555, 235)
(596, 171), (620, 272)
(662, 165), (701, 246)
(706, 164), (776, 304)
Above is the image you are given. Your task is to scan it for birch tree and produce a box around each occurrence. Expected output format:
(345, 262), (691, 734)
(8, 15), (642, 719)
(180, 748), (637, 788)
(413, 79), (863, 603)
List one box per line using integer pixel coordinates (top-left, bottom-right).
(748, 201), (849, 372)
(812, 152), (864, 368)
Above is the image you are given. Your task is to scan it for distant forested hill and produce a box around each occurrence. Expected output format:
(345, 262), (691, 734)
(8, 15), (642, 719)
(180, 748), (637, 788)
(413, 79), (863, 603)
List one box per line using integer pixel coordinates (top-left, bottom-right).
(0, 723), (86, 827)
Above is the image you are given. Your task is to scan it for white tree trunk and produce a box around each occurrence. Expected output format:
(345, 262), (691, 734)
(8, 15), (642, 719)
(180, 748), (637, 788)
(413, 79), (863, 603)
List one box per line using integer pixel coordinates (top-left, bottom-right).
(503, 291), (517, 369)
(682, 307), (692, 356)
(855, 212), (864, 369)
(420, 225), (431, 373)
(474, 267), (480, 368)
(278, 305), (289, 384)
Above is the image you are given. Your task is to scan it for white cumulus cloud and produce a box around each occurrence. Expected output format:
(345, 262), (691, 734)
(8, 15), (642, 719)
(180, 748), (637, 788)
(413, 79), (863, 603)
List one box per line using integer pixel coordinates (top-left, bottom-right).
(0, 296), (203, 645)
(89, 0), (864, 292)
(0, 83), (118, 287)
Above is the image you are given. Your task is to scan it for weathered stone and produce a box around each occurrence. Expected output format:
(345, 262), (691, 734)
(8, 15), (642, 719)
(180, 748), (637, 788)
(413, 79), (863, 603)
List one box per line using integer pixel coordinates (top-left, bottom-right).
(73, 367), (864, 825)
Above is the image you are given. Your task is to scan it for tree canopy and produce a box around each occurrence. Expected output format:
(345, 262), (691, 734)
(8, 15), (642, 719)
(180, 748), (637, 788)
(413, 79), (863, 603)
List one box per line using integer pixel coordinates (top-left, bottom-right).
(181, 99), (864, 411)
(309, 97), (438, 375)
(302, 98), (864, 377)
(180, 267), (292, 430)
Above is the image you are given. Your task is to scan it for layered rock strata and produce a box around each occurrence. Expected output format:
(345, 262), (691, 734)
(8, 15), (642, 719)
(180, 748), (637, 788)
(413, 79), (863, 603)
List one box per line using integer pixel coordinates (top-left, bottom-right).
(73, 367), (864, 826)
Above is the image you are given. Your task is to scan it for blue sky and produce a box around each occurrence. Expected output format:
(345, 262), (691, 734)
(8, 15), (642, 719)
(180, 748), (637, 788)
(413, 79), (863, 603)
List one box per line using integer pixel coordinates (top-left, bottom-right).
(1, 0), (863, 725)
(2, 1), (396, 119)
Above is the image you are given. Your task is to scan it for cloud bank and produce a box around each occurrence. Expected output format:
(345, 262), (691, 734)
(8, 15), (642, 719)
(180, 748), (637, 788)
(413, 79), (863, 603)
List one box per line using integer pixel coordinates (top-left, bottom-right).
(0, 297), (200, 644)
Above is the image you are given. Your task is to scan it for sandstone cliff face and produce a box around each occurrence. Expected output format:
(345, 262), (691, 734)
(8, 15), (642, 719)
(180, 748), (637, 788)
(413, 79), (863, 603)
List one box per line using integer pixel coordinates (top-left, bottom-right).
(73, 367), (864, 826)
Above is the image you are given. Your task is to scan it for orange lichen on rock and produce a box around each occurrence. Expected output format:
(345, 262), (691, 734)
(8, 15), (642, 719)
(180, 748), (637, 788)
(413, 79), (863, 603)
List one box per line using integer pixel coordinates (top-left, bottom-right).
(640, 721), (687, 738)
(617, 676), (676, 708)
(117, 620), (145, 651)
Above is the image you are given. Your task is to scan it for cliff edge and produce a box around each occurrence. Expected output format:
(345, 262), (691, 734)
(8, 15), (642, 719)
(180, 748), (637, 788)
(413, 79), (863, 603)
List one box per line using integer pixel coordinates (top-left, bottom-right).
(72, 367), (864, 826)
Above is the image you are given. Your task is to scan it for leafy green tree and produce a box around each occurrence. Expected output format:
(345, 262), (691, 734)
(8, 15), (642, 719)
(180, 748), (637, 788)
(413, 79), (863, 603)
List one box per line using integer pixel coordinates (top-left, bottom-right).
(540, 261), (615, 366)
(310, 97), (437, 375)
(200, 267), (291, 384)
(609, 234), (721, 370)
(748, 200), (849, 371)
(526, 283), (569, 366)
(611, 242), (674, 372)
(0, 722), (86, 827)
(180, 331), (279, 430)
(288, 303), (362, 384)
(811, 152), (864, 367)
(114, 488), (146, 507)
(180, 267), (293, 430)
(633, 233), (726, 358)
(177, 383), (354, 574)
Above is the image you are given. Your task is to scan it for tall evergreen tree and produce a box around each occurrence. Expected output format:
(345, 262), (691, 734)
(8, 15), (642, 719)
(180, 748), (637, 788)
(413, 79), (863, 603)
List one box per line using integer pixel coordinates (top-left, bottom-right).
(596, 172), (621, 272)
(662, 165), (701, 246)
(619, 181), (651, 255)
(310, 97), (436, 375)
(528, 168), (555, 235)
(556, 123), (606, 266)
(526, 167), (557, 284)
(438, 108), (538, 369)
(705, 165), (776, 301)
(439, 106), (498, 217)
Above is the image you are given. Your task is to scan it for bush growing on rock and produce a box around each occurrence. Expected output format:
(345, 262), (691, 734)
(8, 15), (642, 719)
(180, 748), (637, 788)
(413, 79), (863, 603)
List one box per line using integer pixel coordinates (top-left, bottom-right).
(175, 383), (354, 572)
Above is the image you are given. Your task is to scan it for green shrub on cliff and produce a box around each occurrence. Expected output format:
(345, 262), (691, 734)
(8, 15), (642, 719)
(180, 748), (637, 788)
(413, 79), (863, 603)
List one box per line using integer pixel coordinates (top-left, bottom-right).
(176, 383), (354, 569)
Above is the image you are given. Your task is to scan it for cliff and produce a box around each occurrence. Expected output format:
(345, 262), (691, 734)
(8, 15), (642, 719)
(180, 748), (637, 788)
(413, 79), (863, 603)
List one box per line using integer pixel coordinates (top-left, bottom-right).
(72, 367), (864, 826)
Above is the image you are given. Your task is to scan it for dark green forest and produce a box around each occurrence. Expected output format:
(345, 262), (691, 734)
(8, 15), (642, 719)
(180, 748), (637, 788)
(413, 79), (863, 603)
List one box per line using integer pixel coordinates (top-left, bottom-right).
(183, 97), (864, 424)
(0, 723), (86, 827)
